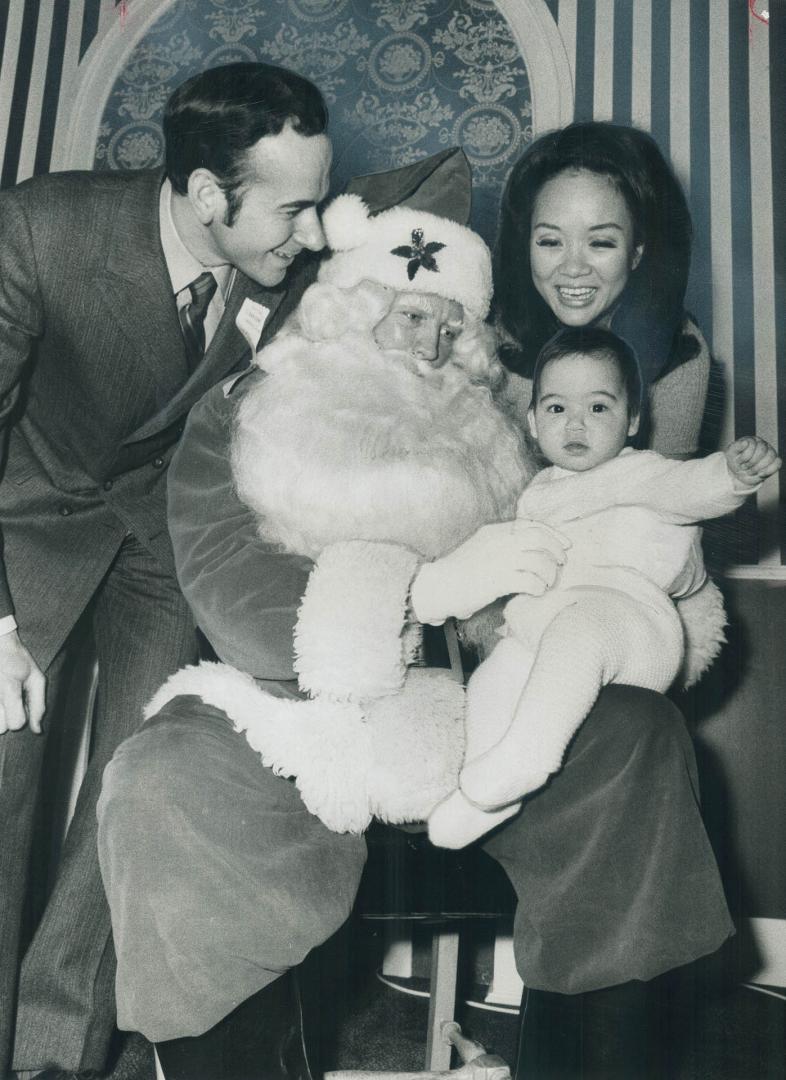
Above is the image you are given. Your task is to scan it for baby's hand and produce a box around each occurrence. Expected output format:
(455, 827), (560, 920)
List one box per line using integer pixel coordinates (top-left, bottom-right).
(725, 436), (781, 486)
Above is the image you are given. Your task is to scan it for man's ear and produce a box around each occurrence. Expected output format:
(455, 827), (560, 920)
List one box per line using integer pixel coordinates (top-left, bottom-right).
(628, 411), (641, 438)
(187, 169), (224, 226)
(526, 408), (538, 441)
(631, 241), (644, 272)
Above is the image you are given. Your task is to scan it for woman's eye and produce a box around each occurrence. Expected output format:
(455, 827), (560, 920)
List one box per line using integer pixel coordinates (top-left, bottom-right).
(589, 239), (617, 249)
(534, 236), (560, 248)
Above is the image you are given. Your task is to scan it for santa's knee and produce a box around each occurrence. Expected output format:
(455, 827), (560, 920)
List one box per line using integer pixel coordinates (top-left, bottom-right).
(576, 685), (692, 782)
(100, 697), (201, 828)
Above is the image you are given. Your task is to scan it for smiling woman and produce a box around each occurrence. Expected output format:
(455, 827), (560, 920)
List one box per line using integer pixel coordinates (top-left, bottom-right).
(494, 121), (707, 459)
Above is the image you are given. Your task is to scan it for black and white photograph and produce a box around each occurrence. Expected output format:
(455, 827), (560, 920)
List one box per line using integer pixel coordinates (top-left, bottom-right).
(0, 1), (783, 1077)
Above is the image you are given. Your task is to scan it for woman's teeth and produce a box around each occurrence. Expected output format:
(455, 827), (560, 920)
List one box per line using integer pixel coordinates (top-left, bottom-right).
(557, 287), (596, 303)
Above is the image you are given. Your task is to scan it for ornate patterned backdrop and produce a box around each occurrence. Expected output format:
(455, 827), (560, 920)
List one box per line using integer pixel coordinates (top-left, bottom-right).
(92, 0), (533, 246)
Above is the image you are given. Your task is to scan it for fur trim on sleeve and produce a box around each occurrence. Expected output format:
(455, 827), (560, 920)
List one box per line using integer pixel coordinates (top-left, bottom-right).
(294, 540), (421, 701)
(144, 660), (464, 834)
(145, 661), (374, 832)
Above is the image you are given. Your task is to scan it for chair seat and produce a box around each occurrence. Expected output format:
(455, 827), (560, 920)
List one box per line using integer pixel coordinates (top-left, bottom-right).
(355, 823), (516, 920)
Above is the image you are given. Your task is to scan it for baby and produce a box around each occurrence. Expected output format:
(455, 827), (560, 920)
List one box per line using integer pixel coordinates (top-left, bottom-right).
(429, 325), (781, 848)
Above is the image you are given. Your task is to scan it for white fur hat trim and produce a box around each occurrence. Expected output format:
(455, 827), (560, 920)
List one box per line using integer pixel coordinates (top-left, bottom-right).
(319, 194), (493, 321)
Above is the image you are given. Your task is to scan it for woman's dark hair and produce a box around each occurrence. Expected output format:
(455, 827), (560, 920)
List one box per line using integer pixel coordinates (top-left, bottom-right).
(531, 326), (643, 420)
(494, 122), (694, 384)
(164, 62), (328, 225)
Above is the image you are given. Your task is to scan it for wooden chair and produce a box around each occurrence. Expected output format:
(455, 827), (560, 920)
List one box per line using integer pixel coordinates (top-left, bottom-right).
(327, 824), (517, 1079)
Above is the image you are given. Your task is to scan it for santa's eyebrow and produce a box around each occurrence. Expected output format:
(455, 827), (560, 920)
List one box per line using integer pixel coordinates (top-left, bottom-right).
(398, 293), (432, 306)
(398, 294), (463, 318)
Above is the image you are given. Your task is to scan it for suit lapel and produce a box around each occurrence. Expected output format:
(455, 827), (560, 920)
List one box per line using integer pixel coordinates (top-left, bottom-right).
(95, 170), (189, 409)
(124, 273), (287, 444)
(92, 171), (300, 446)
(201, 272), (279, 386)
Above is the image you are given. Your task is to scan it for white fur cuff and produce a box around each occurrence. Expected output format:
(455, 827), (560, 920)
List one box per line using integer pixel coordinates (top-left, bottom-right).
(144, 661), (465, 835)
(294, 540), (420, 701)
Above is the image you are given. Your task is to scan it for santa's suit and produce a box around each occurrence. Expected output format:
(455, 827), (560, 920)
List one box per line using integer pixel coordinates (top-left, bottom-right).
(97, 350), (734, 1042)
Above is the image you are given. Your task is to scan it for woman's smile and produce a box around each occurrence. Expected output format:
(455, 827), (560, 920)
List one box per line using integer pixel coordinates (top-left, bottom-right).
(555, 285), (598, 308)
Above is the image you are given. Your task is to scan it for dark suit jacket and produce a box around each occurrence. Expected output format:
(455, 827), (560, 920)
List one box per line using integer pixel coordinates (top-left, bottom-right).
(0, 168), (301, 671)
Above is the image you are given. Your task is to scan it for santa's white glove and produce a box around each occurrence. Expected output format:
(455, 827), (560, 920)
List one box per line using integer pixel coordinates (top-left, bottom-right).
(410, 519), (570, 625)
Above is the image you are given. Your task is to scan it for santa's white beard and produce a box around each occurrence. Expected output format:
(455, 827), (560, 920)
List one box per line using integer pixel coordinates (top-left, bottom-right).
(232, 332), (533, 560)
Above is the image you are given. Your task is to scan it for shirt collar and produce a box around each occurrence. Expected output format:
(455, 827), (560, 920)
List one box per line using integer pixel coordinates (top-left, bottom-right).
(159, 178), (231, 298)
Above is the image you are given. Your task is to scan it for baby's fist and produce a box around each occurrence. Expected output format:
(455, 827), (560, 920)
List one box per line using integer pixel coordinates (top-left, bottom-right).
(725, 436), (781, 486)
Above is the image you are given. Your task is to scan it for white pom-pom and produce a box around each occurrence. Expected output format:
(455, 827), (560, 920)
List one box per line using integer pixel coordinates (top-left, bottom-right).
(322, 194), (372, 251)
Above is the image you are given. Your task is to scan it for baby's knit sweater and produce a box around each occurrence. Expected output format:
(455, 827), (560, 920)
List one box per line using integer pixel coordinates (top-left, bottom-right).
(516, 448), (750, 599)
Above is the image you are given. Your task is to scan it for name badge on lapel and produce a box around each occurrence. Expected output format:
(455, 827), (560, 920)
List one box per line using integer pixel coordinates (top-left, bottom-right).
(236, 298), (270, 361)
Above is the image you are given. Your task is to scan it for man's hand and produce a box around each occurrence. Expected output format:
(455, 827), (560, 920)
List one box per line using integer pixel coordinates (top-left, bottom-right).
(0, 632), (46, 734)
(410, 519), (570, 624)
(726, 436), (781, 487)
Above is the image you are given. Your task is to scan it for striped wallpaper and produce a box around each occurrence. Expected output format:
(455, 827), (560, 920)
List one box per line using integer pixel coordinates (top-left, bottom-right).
(0, 0), (783, 569)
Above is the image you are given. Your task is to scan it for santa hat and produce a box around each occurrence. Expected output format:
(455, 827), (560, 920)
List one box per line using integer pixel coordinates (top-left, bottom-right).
(318, 194), (493, 322)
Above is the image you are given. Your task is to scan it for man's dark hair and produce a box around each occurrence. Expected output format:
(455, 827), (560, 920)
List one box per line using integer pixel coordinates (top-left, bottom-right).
(164, 62), (328, 225)
(531, 326), (644, 420)
(494, 121), (694, 385)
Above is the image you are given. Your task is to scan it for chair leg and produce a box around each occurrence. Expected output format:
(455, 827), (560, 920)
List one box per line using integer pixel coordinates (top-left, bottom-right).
(326, 922), (511, 1078)
(426, 926), (460, 1071)
(326, 1027), (510, 1078)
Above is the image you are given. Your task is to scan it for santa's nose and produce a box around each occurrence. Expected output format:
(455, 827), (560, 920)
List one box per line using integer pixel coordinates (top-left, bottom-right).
(412, 331), (440, 362)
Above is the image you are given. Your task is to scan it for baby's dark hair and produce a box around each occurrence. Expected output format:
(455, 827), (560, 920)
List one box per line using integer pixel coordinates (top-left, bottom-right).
(531, 326), (643, 419)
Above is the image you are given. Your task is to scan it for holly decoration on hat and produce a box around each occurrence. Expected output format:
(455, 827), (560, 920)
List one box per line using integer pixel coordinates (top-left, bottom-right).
(391, 227), (446, 281)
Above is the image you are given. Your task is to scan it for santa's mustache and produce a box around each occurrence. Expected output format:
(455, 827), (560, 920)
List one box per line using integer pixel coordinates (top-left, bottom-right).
(374, 346), (448, 383)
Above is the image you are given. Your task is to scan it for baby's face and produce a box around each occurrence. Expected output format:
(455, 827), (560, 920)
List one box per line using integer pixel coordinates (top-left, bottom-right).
(528, 352), (639, 472)
(372, 292), (464, 376)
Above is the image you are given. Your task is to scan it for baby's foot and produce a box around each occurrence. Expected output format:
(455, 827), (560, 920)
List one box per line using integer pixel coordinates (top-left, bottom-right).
(460, 748), (551, 810)
(428, 788), (521, 849)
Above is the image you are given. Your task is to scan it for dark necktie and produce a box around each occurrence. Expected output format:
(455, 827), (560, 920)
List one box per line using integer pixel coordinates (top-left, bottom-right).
(179, 271), (217, 372)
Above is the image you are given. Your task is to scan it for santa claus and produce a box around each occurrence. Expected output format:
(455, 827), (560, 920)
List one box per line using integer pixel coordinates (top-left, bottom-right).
(147, 193), (552, 833)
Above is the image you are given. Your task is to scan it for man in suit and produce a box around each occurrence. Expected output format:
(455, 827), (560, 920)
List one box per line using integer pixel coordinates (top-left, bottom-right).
(0, 62), (331, 1078)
